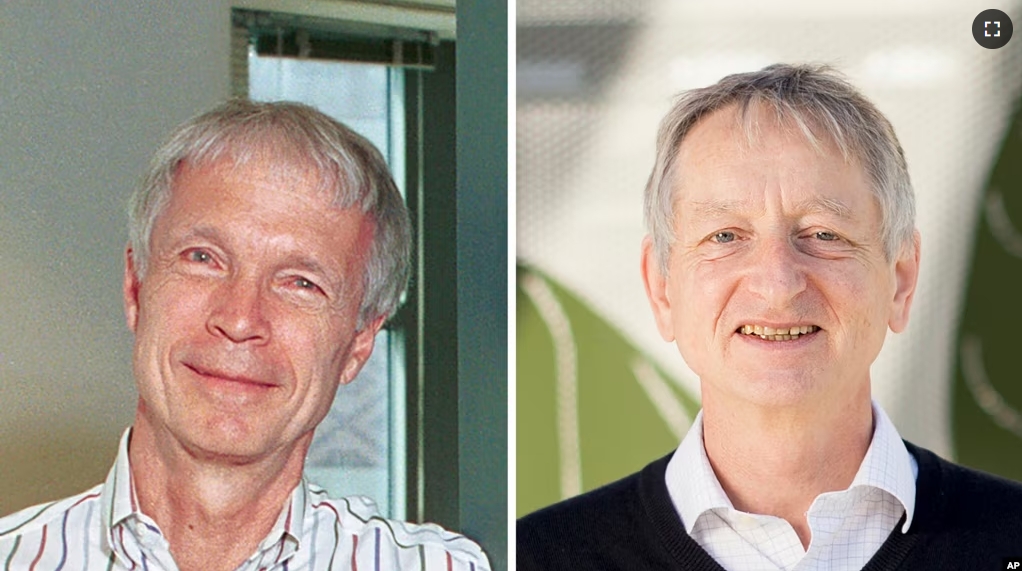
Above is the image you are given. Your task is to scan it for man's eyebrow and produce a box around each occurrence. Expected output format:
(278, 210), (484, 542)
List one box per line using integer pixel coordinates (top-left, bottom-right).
(686, 198), (754, 217)
(281, 253), (354, 294)
(795, 196), (853, 220)
(283, 255), (335, 281)
(683, 197), (853, 219)
(166, 224), (225, 247)
(184, 225), (224, 242)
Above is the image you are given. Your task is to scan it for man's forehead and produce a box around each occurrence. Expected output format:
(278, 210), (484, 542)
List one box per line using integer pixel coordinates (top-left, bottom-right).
(157, 168), (376, 294)
(163, 156), (374, 239)
(670, 105), (876, 224)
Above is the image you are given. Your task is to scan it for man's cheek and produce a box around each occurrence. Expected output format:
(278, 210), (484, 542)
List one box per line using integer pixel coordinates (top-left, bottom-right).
(676, 331), (707, 378)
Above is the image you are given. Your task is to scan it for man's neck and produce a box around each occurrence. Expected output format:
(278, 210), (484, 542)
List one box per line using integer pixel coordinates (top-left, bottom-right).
(700, 386), (874, 549)
(128, 413), (309, 571)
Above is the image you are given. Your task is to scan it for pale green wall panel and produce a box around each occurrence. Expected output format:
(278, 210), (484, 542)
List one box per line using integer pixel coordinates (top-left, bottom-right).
(517, 265), (699, 517)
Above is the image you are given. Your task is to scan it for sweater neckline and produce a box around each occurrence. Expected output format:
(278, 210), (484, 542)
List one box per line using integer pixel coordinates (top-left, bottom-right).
(638, 440), (944, 570)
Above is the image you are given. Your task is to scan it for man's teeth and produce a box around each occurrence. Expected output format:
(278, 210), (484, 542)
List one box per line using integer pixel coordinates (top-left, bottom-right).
(739, 325), (818, 341)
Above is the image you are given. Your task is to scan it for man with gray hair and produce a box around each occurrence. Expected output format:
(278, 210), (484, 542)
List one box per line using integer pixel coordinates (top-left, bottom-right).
(0, 100), (489, 571)
(518, 64), (1022, 569)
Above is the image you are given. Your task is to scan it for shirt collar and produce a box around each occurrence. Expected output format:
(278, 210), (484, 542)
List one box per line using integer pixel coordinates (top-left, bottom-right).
(255, 475), (307, 560)
(98, 427), (310, 560)
(665, 409), (732, 534)
(851, 402), (917, 532)
(99, 427), (141, 536)
(665, 400), (917, 534)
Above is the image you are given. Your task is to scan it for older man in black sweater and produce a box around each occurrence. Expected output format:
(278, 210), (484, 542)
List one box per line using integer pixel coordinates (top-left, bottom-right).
(518, 64), (1022, 570)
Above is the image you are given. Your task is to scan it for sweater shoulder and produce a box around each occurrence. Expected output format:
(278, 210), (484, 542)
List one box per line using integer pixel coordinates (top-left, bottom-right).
(907, 441), (1022, 536)
(517, 456), (672, 571)
(517, 466), (645, 542)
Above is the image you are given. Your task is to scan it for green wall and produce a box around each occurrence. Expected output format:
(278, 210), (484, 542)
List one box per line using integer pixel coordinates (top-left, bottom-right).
(953, 82), (1022, 479)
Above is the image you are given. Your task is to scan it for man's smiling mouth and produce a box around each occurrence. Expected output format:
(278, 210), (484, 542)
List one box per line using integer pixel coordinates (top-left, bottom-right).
(184, 363), (276, 388)
(736, 324), (820, 341)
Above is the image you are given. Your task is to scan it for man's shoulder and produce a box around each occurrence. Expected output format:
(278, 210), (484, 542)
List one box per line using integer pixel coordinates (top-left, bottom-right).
(517, 454), (681, 571)
(907, 441), (1022, 535)
(0, 484), (105, 545)
(307, 487), (491, 570)
(908, 441), (1022, 500)
(517, 464), (649, 534)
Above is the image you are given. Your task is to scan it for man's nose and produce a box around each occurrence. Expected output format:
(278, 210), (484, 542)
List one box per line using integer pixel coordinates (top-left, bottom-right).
(744, 237), (807, 305)
(206, 276), (271, 344)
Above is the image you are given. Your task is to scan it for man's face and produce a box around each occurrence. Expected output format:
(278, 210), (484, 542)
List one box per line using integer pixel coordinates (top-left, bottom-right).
(123, 155), (383, 461)
(642, 105), (919, 408)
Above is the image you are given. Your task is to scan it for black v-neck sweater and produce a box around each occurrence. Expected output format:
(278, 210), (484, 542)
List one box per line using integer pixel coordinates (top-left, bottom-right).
(518, 442), (1022, 570)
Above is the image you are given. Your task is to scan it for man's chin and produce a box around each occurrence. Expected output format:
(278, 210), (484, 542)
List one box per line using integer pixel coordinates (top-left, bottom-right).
(173, 422), (286, 465)
(710, 367), (828, 408)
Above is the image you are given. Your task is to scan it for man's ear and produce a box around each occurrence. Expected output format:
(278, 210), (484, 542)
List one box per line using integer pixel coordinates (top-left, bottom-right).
(641, 236), (676, 342)
(338, 314), (387, 385)
(123, 246), (141, 333)
(889, 229), (921, 333)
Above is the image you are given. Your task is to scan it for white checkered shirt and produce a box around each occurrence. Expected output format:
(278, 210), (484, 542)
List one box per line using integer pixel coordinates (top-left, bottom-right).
(665, 401), (918, 571)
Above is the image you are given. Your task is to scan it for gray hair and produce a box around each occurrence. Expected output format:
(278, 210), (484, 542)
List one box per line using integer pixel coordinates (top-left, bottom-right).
(644, 63), (915, 272)
(128, 99), (411, 327)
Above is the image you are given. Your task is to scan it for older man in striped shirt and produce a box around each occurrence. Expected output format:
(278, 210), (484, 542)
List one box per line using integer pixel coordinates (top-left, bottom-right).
(0, 101), (489, 571)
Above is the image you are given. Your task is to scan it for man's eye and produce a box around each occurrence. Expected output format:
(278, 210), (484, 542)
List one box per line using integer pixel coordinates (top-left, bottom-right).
(188, 250), (213, 263)
(294, 277), (319, 291)
(712, 231), (736, 244)
(815, 231), (839, 241)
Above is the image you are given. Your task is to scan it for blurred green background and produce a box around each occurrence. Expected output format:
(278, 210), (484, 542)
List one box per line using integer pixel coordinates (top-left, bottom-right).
(517, 265), (698, 516)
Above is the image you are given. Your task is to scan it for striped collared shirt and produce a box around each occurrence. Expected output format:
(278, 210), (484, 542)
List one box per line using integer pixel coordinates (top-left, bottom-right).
(0, 429), (490, 571)
(665, 401), (918, 571)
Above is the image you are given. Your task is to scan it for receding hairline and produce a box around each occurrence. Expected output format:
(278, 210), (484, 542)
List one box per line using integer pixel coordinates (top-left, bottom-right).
(171, 130), (347, 196)
(671, 99), (860, 170)
(198, 155), (321, 191)
(667, 101), (870, 204)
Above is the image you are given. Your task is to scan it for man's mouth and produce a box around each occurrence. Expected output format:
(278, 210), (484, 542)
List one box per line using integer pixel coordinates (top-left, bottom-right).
(736, 324), (820, 341)
(184, 363), (275, 388)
